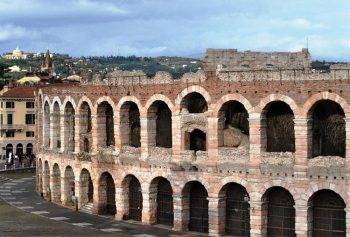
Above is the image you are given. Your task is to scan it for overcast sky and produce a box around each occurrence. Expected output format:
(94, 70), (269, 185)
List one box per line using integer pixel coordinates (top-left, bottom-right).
(0, 0), (349, 60)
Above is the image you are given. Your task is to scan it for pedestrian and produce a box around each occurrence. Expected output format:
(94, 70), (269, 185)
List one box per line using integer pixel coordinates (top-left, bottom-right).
(8, 152), (13, 168)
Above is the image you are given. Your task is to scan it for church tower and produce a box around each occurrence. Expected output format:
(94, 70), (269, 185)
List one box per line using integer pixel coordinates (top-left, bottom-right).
(41, 49), (56, 77)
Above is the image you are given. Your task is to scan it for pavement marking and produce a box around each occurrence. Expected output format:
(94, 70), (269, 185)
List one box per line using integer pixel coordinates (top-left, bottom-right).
(133, 235), (157, 237)
(0, 189), (11, 192)
(8, 201), (23, 205)
(12, 180), (24, 183)
(11, 191), (24, 193)
(50, 217), (70, 221)
(100, 228), (122, 232)
(2, 197), (16, 200)
(1, 186), (12, 189)
(72, 222), (93, 226)
(18, 206), (35, 209)
(5, 183), (17, 186)
(0, 193), (11, 196)
(31, 211), (50, 215)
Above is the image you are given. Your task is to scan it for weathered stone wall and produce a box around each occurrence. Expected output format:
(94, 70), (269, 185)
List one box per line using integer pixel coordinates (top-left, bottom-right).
(36, 50), (350, 237)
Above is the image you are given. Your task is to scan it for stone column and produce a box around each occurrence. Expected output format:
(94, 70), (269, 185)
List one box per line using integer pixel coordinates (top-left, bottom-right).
(74, 178), (81, 209)
(115, 187), (128, 220)
(207, 117), (219, 166)
(346, 207), (350, 237)
(172, 194), (188, 231)
(140, 117), (149, 161)
(92, 178), (100, 214)
(74, 114), (81, 153)
(294, 117), (310, 177)
(142, 184), (157, 225)
(171, 115), (182, 163)
(60, 113), (65, 152)
(250, 200), (263, 237)
(345, 118), (350, 174)
(50, 174), (61, 203)
(49, 113), (55, 149)
(248, 114), (263, 174)
(91, 115), (98, 153)
(295, 204), (308, 237)
(114, 114), (121, 153)
(207, 196), (222, 237)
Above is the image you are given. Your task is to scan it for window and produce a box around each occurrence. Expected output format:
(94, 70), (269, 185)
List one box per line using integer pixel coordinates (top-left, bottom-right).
(6, 102), (15, 108)
(25, 114), (35, 124)
(7, 114), (13, 125)
(0, 114), (2, 125)
(26, 102), (35, 108)
(6, 131), (15, 137)
(26, 131), (35, 137)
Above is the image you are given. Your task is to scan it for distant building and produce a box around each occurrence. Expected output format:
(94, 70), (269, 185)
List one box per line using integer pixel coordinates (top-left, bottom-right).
(3, 46), (28, 60)
(8, 65), (21, 72)
(41, 49), (55, 77)
(0, 85), (37, 159)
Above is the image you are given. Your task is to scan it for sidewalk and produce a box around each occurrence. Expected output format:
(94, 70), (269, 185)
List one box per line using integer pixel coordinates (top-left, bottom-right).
(0, 177), (201, 237)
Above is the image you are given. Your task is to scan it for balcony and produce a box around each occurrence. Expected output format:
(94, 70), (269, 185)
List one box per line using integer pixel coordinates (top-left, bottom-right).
(0, 124), (25, 131)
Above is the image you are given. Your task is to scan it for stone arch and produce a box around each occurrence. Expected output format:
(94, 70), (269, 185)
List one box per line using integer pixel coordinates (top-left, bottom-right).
(255, 94), (299, 116)
(307, 189), (346, 236)
(262, 186), (296, 237)
(175, 86), (211, 114)
(182, 180), (209, 233)
(218, 182), (250, 236)
(51, 163), (61, 203)
(78, 100), (92, 152)
(306, 97), (346, 158)
(43, 101), (51, 147)
(76, 96), (94, 115)
(61, 96), (77, 112)
(63, 165), (75, 206)
(116, 96), (143, 115)
(149, 176), (174, 226)
(118, 100), (141, 148)
(52, 101), (62, 150)
(96, 100), (115, 147)
(145, 94), (175, 114)
(261, 100), (295, 152)
(121, 174), (143, 221)
(306, 182), (347, 203)
(51, 96), (63, 112)
(79, 168), (93, 208)
(213, 93), (253, 117)
(63, 101), (75, 152)
(98, 171), (116, 215)
(302, 92), (350, 118)
(147, 100), (172, 148)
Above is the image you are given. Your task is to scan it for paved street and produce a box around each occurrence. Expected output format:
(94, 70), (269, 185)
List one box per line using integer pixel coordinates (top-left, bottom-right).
(0, 176), (202, 237)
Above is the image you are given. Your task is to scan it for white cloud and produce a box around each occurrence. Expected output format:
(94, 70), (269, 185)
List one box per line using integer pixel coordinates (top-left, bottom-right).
(269, 18), (325, 29)
(0, 24), (41, 42)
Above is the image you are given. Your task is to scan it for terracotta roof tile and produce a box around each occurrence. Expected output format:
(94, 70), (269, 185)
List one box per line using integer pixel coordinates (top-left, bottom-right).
(0, 87), (37, 99)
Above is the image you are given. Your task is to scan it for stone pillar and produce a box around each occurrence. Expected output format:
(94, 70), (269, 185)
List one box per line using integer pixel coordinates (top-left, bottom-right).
(140, 117), (149, 161)
(114, 114), (121, 152)
(50, 174), (61, 203)
(172, 194), (188, 231)
(92, 178), (100, 214)
(74, 178), (81, 209)
(115, 187), (128, 220)
(207, 196), (222, 237)
(49, 113), (55, 149)
(91, 115), (98, 153)
(74, 114), (81, 153)
(171, 115), (182, 163)
(60, 113), (65, 152)
(207, 117), (219, 166)
(36, 111), (43, 149)
(248, 114), (263, 174)
(346, 207), (350, 237)
(295, 204), (308, 237)
(250, 200), (263, 237)
(345, 118), (350, 175)
(142, 184), (157, 225)
(294, 117), (310, 177)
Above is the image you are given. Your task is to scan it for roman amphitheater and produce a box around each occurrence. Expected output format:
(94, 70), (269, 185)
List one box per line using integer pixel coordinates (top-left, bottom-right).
(36, 49), (350, 237)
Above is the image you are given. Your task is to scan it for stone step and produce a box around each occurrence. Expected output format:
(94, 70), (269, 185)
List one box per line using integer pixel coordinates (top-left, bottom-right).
(80, 202), (93, 214)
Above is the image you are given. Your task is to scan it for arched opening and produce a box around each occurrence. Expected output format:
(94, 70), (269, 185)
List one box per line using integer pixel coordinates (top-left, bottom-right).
(38, 95), (43, 146)
(186, 129), (206, 151)
(51, 163), (61, 203)
(80, 169), (93, 207)
(147, 101), (172, 148)
(183, 181), (208, 233)
(308, 190), (346, 237)
(52, 102), (61, 149)
(218, 101), (249, 148)
(16, 143), (23, 156)
(98, 172), (115, 215)
(26, 143), (33, 155)
(264, 101), (295, 152)
(5, 144), (13, 157)
(63, 166), (75, 206)
(43, 102), (50, 147)
(97, 102), (115, 147)
(223, 183), (250, 236)
(43, 161), (50, 199)
(181, 92), (208, 113)
(64, 102), (75, 152)
(263, 187), (295, 237)
(156, 178), (173, 226)
(79, 102), (92, 152)
(120, 102), (141, 148)
(128, 176), (143, 221)
(310, 100), (345, 158)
